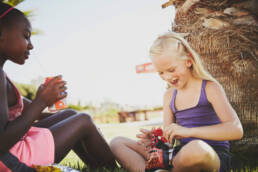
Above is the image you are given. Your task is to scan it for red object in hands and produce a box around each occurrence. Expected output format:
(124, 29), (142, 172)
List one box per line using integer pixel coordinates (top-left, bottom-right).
(153, 128), (163, 137)
(161, 137), (167, 143)
(145, 148), (165, 170)
(145, 128), (172, 171)
(44, 77), (68, 112)
(152, 128), (168, 145)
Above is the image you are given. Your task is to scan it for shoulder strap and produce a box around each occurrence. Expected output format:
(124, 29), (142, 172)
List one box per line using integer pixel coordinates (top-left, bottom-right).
(199, 80), (208, 105)
(170, 89), (177, 113)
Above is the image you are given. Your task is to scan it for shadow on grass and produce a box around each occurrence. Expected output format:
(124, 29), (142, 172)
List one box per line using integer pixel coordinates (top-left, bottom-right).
(230, 151), (258, 172)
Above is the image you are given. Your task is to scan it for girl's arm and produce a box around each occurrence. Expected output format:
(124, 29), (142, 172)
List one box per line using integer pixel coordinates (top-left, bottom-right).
(163, 88), (175, 129)
(189, 81), (243, 141)
(137, 88), (176, 146)
(23, 97), (53, 120)
(0, 72), (65, 155)
(0, 70), (44, 155)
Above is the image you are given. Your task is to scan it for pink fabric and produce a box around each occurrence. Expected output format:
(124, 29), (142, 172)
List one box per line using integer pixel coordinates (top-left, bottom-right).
(0, 76), (55, 171)
(7, 76), (24, 121)
(9, 127), (55, 166)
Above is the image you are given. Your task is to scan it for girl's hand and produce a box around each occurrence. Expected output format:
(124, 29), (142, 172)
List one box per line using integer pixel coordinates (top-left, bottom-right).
(136, 128), (153, 149)
(163, 123), (191, 144)
(35, 76), (67, 107)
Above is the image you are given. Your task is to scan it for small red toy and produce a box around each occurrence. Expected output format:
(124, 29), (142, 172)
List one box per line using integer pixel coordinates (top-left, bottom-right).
(145, 128), (173, 172)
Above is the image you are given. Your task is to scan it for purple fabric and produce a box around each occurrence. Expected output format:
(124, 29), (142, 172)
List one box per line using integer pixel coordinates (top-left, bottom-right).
(170, 80), (229, 149)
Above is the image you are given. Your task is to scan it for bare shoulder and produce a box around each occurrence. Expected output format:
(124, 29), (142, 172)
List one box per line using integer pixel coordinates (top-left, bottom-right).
(163, 87), (175, 108)
(205, 80), (226, 103)
(163, 87), (175, 101)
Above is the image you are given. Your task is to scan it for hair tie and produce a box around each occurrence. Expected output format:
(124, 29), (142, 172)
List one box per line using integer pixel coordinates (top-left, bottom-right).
(0, 7), (14, 19)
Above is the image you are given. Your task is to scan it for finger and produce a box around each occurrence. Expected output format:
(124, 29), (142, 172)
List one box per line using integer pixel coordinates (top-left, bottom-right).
(140, 129), (153, 139)
(50, 75), (62, 84)
(163, 129), (168, 139)
(45, 78), (61, 87)
(164, 128), (171, 141)
(53, 75), (62, 80)
(145, 145), (151, 151)
(144, 141), (151, 147)
(136, 134), (145, 139)
(59, 86), (67, 93)
(140, 128), (151, 134)
(55, 81), (67, 89)
(58, 91), (67, 99)
(137, 140), (144, 145)
(168, 133), (175, 144)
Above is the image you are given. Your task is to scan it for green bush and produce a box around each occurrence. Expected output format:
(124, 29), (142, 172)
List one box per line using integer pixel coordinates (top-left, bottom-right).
(14, 82), (37, 100)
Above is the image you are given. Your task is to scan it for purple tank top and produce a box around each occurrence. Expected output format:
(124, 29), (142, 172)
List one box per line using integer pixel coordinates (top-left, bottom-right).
(170, 80), (229, 149)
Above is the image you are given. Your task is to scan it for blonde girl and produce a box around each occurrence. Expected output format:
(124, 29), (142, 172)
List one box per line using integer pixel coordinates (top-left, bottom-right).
(110, 31), (243, 172)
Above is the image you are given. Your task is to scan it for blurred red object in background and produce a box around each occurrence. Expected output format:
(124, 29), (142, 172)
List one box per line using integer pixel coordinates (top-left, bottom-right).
(136, 62), (156, 74)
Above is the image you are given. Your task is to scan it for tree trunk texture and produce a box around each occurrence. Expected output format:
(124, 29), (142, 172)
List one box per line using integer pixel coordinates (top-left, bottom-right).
(162, 0), (258, 168)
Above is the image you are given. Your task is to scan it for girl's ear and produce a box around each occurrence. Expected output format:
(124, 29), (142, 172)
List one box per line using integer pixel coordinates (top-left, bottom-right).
(185, 59), (192, 68)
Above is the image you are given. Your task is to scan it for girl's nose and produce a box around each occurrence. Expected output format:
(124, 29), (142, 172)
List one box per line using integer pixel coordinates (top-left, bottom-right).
(163, 73), (172, 80)
(28, 41), (34, 50)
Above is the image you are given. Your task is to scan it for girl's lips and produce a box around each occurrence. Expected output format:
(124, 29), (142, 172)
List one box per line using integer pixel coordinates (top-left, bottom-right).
(24, 52), (30, 59)
(170, 79), (178, 86)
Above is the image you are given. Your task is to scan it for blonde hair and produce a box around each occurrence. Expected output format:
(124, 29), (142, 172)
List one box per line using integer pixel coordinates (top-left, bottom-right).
(149, 31), (216, 82)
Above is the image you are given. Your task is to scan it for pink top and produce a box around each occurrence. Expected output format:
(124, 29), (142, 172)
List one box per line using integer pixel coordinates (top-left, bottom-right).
(0, 76), (55, 172)
(7, 76), (24, 121)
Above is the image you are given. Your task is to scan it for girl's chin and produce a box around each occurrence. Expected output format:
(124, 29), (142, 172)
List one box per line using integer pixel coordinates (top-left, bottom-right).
(16, 60), (26, 65)
(168, 83), (179, 89)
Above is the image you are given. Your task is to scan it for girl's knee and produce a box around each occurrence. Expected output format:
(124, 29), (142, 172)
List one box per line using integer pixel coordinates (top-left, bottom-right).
(78, 113), (93, 122)
(62, 109), (77, 116)
(73, 113), (95, 130)
(176, 140), (218, 167)
(55, 109), (77, 119)
(110, 136), (127, 151)
(110, 137), (126, 146)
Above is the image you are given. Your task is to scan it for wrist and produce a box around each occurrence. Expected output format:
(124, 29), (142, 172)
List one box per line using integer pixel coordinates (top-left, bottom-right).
(189, 127), (195, 137)
(33, 97), (47, 110)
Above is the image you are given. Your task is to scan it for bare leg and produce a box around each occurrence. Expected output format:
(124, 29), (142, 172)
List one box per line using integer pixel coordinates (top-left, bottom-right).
(110, 136), (148, 172)
(33, 109), (98, 166)
(34, 110), (117, 169)
(33, 109), (77, 128)
(172, 140), (220, 172)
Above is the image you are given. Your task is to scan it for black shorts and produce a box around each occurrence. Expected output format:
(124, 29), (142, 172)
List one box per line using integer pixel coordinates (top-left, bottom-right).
(172, 144), (232, 172)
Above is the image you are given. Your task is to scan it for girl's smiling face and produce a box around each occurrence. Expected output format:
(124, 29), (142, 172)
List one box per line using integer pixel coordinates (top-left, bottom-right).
(0, 16), (33, 65)
(152, 50), (193, 90)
